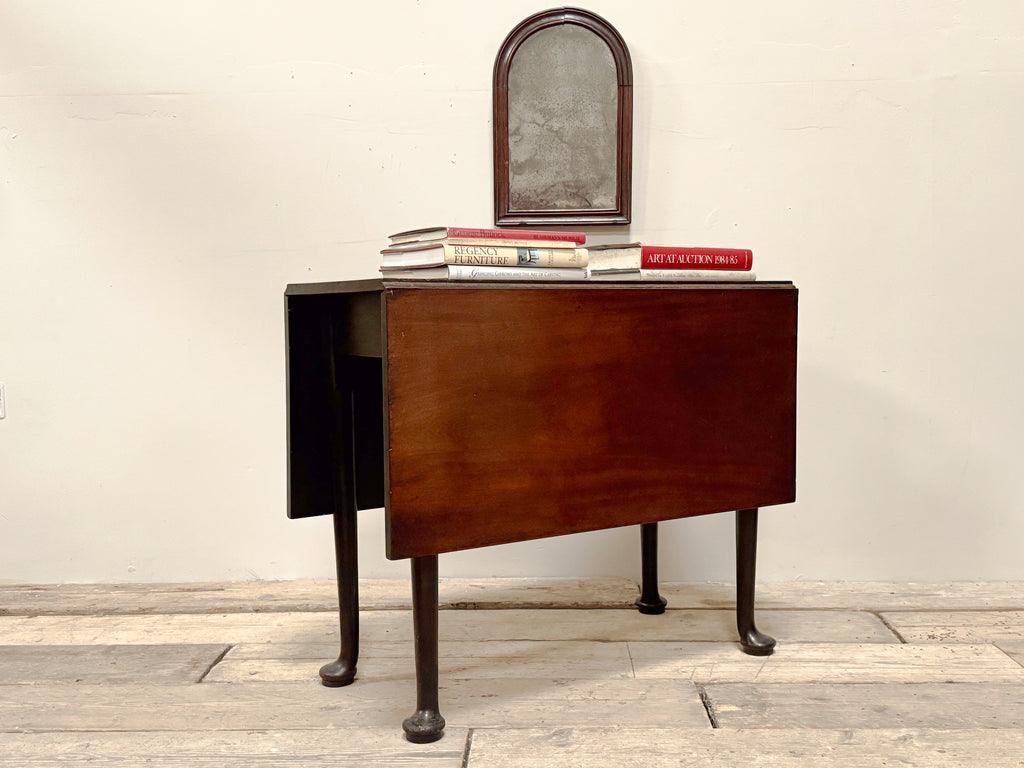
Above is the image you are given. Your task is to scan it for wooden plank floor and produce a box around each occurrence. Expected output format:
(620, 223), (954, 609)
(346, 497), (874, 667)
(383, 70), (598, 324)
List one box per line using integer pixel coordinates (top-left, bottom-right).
(1, 579), (1022, 767)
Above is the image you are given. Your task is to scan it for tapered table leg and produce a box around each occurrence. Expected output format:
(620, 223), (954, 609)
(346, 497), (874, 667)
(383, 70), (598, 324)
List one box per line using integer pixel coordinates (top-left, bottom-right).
(319, 510), (359, 686)
(403, 555), (445, 743)
(736, 508), (775, 656)
(320, 385), (360, 687)
(636, 522), (668, 614)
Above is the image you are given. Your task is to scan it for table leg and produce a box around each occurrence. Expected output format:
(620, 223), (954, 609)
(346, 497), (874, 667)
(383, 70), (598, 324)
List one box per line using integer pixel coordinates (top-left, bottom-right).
(319, 510), (360, 686)
(403, 555), (445, 743)
(320, 384), (360, 687)
(736, 508), (775, 656)
(636, 522), (668, 614)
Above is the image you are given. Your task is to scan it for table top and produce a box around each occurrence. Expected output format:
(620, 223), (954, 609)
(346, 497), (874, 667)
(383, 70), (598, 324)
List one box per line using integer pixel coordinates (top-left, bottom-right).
(285, 278), (795, 296)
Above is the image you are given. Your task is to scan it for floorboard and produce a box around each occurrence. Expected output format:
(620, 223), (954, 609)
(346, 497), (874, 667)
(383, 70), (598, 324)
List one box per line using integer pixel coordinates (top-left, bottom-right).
(0, 608), (897, 646)
(0, 644), (227, 685)
(662, 581), (1024, 610)
(0, 578), (637, 615)
(704, 682), (1024, 728)
(996, 640), (1024, 666)
(0, 729), (468, 767)
(466, 728), (1024, 767)
(627, 641), (1024, 683)
(0, 679), (710, 732)
(882, 611), (1024, 642)
(7, 579), (1023, 615)
(2, 579), (1022, 765)
(205, 641), (634, 683)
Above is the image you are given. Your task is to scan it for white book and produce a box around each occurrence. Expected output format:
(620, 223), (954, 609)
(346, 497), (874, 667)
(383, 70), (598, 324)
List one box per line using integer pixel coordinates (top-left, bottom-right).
(586, 270), (642, 281)
(641, 269), (756, 281)
(380, 242), (587, 269)
(588, 269), (757, 282)
(381, 265), (588, 281)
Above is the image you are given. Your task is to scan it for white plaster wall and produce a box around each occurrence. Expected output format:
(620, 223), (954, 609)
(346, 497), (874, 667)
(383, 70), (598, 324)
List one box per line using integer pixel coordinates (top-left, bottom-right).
(2, 1), (1022, 583)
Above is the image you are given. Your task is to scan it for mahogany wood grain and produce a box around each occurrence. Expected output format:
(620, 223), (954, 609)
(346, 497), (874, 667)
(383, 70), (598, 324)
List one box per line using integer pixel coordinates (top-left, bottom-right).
(383, 283), (797, 560)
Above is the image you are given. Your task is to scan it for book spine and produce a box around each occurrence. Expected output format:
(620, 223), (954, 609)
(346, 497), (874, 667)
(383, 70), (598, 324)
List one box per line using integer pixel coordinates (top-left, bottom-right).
(586, 270), (641, 281)
(640, 247), (753, 271)
(446, 227), (586, 244)
(443, 237), (578, 249)
(639, 269), (756, 282)
(446, 265), (586, 281)
(444, 244), (588, 268)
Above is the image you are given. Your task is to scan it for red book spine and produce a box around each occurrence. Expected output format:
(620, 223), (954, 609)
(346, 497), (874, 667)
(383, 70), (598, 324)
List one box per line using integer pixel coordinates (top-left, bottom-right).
(640, 246), (753, 271)
(446, 227), (586, 245)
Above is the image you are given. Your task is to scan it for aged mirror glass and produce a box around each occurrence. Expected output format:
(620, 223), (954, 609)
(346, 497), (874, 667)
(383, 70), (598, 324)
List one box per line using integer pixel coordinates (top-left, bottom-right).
(494, 8), (632, 226)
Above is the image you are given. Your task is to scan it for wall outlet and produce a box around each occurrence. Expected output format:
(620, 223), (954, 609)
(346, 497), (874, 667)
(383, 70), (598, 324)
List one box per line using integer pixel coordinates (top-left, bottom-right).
(0, 383), (5, 419)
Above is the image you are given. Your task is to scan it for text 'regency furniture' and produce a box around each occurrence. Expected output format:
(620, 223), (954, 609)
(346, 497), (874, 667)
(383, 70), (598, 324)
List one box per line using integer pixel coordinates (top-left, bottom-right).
(285, 278), (798, 743)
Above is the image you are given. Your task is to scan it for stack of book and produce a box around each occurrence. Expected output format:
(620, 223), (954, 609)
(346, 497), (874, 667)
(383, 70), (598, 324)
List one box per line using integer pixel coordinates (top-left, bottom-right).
(379, 228), (759, 283)
(587, 244), (756, 281)
(379, 226), (589, 281)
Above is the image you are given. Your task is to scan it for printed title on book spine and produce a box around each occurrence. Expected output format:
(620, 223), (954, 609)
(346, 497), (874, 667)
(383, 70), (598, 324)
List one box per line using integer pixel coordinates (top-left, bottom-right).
(644, 253), (747, 267)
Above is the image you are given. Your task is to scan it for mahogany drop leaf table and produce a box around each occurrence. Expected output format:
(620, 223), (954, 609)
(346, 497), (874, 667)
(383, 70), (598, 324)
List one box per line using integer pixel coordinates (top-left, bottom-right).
(285, 278), (798, 743)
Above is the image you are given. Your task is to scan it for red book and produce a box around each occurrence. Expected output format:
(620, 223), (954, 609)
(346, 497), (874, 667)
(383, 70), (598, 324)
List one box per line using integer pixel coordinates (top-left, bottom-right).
(389, 226), (587, 246)
(640, 246), (753, 271)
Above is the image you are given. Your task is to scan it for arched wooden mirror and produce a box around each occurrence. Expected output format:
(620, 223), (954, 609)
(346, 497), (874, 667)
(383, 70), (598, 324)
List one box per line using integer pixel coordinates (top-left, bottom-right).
(493, 7), (632, 226)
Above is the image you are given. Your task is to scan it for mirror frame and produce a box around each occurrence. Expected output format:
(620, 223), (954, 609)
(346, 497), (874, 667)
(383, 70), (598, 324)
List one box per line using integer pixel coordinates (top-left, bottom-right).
(493, 7), (633, 226)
